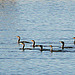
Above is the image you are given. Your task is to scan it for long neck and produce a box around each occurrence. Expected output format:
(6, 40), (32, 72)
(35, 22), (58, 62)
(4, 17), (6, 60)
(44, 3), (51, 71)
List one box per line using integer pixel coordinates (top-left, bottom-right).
(50, 47), (53, 52)
(18, 37), (20, 43)
(23, 43), (25, 51)
(33, 41), (35, 47)
(40, 46), (43, 51)
(74, 41), (75, 45)
(61, 42), (64, 49)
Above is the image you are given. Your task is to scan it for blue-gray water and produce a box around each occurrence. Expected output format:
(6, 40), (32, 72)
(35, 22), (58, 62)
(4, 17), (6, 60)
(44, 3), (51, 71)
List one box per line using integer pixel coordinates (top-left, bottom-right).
(0, 0), (75, 75)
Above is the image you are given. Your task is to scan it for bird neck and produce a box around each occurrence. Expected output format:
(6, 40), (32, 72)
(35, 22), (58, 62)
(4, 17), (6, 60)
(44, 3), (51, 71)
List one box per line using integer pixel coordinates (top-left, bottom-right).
(18, 37), (20, 43)
(61, 42), (64, 49)
(50, 47), (53, 52)
(33, 41), (35, 47)
(40, 46), (43, 51)
(23, 43), (25, 50)
(74, 41), (75, 44)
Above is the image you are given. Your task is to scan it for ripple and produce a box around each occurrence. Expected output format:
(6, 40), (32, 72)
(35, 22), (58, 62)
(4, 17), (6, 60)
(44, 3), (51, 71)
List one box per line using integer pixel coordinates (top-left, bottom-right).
(0, 29), (8, 31)
(16, 29), (26, 31)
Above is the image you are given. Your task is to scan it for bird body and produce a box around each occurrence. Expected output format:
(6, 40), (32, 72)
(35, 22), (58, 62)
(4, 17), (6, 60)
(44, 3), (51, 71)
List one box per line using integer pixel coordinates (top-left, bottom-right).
(59, 41), (73, 49)
(20, 42), (25, 51)
(31, 40), (39, 48)
(16, 36), (30, 44)
(20, 42), (32, 51)
(37, 45), (50, 51)
(50, 45), (62, 52)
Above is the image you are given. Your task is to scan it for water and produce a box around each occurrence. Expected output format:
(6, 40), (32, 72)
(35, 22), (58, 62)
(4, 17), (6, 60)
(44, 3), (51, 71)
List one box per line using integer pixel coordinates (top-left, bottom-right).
(0, 0), (75, 75)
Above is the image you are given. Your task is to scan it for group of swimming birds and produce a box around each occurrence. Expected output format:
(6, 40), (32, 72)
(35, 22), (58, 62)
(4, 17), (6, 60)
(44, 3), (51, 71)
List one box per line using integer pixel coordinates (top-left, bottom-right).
(16, 36), (75, 52)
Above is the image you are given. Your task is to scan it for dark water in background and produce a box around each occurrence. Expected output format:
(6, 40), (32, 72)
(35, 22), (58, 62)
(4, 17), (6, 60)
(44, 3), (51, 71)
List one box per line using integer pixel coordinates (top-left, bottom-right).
(0, 0), (75, 75)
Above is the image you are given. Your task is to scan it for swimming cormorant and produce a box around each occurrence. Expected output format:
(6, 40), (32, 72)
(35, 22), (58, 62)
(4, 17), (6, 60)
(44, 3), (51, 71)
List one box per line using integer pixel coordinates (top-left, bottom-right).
(16, 36), (30, 44)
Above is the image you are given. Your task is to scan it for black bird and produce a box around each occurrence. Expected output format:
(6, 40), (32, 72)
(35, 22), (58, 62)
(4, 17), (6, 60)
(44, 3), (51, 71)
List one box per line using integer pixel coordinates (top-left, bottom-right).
(16, 36), (30, 44)
(73, 37), (75, 44)
(50, 45), (62, 52)
(20, 42), (32, 51)
(59, 41), (73, 49)
(31, 40), (38, 48)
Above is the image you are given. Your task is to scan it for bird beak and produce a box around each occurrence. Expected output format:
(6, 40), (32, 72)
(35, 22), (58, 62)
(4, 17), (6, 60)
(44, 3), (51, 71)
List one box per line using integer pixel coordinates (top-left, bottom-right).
(16, 36), (18, 38)
(59, 41), (61, 43)
(31, 40), (33, 42)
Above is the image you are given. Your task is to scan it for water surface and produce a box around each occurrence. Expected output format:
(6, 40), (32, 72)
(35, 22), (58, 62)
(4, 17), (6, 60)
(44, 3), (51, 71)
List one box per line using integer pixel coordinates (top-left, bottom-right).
(0, 0), (75, 75)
